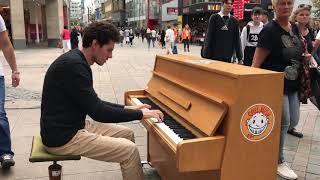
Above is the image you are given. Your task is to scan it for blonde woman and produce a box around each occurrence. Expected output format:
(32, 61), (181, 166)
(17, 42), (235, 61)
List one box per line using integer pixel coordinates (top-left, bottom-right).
(290, 4), (314, 137)
(252, 0), (303, 179)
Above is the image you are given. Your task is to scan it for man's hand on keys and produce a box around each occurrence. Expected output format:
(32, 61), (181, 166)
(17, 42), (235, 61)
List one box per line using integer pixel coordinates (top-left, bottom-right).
(125, 104), (151, 110)
(142, 108), (164, 123)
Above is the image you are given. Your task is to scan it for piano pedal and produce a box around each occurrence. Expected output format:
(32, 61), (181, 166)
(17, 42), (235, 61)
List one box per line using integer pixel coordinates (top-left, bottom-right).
(141, 160), (151, 167)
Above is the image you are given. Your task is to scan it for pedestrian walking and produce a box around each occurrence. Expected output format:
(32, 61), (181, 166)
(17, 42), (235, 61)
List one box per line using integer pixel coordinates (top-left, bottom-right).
(201, 0), (242, 63)
(160, 30), (166, 49)
(151, 29), (157, 47)
(0, 14), (20, 169)
(182, 24), (191, 52)
(172, 23), (179, 54)
(70, 27), (80, 49)
(146, 28), (152, 50)
(119, 28), (124, 47)
(61, 26), (71, 53)
(129, 29), (134, 47)
(165, 25), (174, 54)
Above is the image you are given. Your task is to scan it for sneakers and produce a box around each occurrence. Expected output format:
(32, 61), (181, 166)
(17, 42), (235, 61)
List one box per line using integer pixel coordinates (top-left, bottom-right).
(287, 128), (303, 138)
(277, 162), (298, 179)
(0, 154), (15, 169)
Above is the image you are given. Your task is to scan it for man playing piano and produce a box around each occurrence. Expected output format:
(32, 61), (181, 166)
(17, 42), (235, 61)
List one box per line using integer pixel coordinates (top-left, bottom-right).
(40, 22), (163, 180)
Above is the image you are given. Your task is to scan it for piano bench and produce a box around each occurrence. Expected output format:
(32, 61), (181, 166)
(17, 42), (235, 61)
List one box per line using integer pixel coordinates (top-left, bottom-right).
(29, 135), (81, 180)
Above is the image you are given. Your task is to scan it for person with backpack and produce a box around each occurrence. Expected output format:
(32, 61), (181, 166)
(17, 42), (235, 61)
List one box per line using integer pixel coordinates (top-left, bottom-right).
(240, 7), (264, 66)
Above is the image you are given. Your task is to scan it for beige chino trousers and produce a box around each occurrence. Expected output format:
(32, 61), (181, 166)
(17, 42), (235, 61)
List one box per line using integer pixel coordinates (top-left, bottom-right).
(44, 120), (144, 180)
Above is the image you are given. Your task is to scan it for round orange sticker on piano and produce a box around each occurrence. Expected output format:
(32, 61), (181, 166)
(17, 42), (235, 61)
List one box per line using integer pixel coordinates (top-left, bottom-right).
(240, 104), (275, 142)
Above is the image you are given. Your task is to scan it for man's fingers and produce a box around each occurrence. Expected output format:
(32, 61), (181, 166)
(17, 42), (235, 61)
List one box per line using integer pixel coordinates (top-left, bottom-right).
(141, 104), (151, 109)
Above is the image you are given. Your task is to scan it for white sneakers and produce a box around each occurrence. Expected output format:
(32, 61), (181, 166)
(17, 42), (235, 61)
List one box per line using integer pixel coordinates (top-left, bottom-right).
(277, 162), (298, 180)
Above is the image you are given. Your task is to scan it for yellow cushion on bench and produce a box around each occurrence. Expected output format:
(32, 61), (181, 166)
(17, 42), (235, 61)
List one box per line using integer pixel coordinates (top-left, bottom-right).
(29, 135), (81, 162)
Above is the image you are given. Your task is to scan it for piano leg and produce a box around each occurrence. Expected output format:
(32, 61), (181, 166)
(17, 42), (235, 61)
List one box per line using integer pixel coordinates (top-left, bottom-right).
(141, 160), (150, 167)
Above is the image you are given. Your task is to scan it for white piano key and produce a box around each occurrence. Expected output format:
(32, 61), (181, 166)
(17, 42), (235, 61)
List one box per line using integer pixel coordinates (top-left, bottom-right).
(131, 97), (183, 145)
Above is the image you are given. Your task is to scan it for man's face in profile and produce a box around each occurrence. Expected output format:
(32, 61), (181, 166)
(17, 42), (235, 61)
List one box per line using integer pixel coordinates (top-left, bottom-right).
(92, 41), (115, 66)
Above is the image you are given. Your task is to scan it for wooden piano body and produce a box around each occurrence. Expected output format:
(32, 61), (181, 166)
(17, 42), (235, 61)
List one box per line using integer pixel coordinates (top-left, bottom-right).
(125, 55), (283, 180)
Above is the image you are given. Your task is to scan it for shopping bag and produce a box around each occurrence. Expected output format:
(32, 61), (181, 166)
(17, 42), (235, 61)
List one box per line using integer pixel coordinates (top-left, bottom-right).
(309, 66), (320, 110)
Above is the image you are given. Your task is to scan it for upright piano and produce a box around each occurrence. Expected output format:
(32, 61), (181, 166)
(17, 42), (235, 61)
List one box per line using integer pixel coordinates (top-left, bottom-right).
(125, 55), (283, 180)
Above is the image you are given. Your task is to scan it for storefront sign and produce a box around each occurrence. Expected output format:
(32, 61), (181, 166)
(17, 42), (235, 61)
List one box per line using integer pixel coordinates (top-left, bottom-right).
(183, 2), (221, 14)
(167, 7), (178, 15)
(207, 4), (221, 11)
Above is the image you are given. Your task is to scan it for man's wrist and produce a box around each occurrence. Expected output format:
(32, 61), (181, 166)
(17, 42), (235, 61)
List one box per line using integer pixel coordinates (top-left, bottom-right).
(12, 70), (20, 74)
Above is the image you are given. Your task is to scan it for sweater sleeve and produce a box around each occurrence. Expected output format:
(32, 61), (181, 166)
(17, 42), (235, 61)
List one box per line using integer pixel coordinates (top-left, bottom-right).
(65, 64), (143, 122)
(234, 21), (243, 61)
(102, 100), (125, 108)
(240, 26), (247, 59)
(202, 14), (216, 59)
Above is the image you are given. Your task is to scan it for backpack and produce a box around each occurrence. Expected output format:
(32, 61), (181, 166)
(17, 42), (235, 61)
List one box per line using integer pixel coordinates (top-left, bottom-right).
(246, 25), (250, 40)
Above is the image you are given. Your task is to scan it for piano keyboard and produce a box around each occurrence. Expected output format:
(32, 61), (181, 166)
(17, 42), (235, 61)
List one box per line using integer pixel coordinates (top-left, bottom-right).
(131, 97), (196, 144)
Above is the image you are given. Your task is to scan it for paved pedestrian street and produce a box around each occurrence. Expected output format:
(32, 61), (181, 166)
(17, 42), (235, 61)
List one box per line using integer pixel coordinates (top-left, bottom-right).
(0, 40), (319, 180)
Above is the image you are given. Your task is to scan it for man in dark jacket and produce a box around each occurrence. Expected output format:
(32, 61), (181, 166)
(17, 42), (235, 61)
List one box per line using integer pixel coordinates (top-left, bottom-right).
(40, 22), (163, 180)
(201, 0), (242, 63)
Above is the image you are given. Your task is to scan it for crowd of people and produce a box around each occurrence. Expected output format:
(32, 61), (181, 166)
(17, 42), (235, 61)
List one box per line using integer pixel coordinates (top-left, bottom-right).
(116, 24), (192, 54)
(202, 0), (319, 179)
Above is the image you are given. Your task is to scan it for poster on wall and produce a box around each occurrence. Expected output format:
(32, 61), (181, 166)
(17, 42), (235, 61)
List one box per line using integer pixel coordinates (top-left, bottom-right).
(233, 0), (244, 20)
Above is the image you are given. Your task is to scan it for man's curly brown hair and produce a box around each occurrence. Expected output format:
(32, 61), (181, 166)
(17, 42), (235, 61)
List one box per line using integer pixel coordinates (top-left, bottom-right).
(82, 22), (120, 48)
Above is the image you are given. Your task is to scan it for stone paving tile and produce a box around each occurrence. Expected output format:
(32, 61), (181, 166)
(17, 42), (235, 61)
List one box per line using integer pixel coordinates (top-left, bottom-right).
(306, 173), (320, 180)
(307, 164), (320, 175)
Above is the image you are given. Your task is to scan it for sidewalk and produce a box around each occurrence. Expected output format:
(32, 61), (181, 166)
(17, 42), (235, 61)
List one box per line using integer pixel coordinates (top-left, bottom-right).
(0, 39), (319, 180)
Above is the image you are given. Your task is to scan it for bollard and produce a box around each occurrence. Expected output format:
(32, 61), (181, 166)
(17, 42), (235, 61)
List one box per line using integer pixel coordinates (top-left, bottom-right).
(48, 161), (62, 180)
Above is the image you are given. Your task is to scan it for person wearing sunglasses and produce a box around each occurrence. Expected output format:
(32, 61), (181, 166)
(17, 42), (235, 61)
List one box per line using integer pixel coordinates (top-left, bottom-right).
(252, 0), (303, 179)
(290, 4), (314, 138)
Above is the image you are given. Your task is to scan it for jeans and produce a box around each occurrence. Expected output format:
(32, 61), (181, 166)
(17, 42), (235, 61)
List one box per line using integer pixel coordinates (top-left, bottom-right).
(183, 39), (189, 51)
(0, 76), (13, 156)
(279, 91), (299, 163)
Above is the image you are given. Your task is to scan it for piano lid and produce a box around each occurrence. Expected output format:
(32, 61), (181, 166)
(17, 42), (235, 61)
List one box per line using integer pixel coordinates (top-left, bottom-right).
(145, 55), (231, 137)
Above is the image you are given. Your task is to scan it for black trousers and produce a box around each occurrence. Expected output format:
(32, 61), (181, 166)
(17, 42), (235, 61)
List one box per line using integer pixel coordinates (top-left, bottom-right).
(183, 39), (189, 50)
(244, 46), (256, 66)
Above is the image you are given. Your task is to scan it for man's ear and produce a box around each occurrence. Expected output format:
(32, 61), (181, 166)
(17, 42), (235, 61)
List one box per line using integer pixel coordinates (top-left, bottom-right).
(92, 39), (98, 49)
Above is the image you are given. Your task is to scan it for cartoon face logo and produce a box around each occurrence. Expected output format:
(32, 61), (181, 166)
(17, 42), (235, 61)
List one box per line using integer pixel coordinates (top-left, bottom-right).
(247, 113), (268, 136)
(240, 104), (275, 142)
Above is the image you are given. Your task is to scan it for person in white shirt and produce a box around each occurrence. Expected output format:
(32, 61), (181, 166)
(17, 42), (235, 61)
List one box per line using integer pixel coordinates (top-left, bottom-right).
(165, 25), (174, 54)
(151, 29), (157, 47)
(0, 14), (20, 169)
(240, 7), (264, 66)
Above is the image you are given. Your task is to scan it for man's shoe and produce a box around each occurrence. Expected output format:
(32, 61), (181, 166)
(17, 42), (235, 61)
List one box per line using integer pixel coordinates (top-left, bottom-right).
(277, 162), (298, 179)
(0, 154), (15, 169)
(287, 128), (303, 138)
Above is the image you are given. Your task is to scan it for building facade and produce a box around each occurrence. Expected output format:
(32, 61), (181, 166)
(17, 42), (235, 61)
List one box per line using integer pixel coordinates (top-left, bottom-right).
(0, 0), (69, 49)
(70, 0), (81, 19)
(126, 0), (160, 29)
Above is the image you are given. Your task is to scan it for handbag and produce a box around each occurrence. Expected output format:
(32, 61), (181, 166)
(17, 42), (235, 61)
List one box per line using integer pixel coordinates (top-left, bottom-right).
(309, 58), (320, 110)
